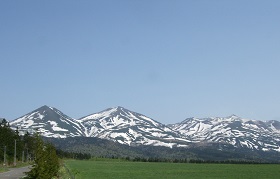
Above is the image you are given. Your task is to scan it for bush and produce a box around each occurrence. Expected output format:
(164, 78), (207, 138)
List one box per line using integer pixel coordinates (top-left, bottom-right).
(25, 134), (59, 179)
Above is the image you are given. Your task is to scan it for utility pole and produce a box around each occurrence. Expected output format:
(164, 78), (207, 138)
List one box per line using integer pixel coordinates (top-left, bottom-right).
(22, 150), (24, 163)
(26, 148), (29, 162)
(3, 146), (6, 166)
(14, 139), (16, 166)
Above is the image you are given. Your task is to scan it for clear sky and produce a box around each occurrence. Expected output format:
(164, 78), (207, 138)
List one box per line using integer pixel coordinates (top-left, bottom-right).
(1, 0), (280, 124)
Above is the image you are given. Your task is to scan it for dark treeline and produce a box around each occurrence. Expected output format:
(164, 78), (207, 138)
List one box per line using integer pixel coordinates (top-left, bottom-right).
(188, 159), (274, 164)
(56, 149), (91, 160)
(104, 155), (276, 164)
(0, 118), (35, 165)
(0, 119), (60, 179)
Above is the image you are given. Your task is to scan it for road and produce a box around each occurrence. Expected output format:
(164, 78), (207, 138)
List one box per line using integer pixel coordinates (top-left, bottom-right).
(0, 166), (31, 179)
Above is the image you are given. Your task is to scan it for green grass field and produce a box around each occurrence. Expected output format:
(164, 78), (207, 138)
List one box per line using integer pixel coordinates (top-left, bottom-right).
(65, 159), (280, 179)
(0, 166), (8, 173)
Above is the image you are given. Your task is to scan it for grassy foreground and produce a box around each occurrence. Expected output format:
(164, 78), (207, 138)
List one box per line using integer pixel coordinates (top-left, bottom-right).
(0, 167), (8, 173)
(65, 159), (280, 179)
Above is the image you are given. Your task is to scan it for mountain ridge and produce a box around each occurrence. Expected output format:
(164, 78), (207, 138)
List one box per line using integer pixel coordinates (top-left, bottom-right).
(9, 105), (280, 152)
(78, 106), (188, 147)
(168, 115), (280, 152)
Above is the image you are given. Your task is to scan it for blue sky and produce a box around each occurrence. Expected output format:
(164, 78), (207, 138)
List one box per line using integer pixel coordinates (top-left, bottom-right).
(1, 0), (280, 124)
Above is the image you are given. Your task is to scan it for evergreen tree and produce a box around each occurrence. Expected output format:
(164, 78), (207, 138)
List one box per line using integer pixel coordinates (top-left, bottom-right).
(25, 133), (59, 179)
(14, 127), (24, 163)
(0, 119), (17, 164)
(26, 133), (45, 178)
(23, 132), (35, 162)
(45, 143), (59, 177)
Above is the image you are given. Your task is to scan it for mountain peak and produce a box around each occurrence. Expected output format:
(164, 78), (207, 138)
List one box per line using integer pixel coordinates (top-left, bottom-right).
(10, 105), (83, 138)
(228, 114), (240, 118)
(78, 106), (177, 146)
(83, 106), (141, 121)
(38, 105), (53, 111)
(105, 106), (138, 116)
(112, 106), (128, 111)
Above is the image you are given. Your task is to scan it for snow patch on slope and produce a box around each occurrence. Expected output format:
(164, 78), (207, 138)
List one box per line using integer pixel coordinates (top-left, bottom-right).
(48, 121), (68, 132)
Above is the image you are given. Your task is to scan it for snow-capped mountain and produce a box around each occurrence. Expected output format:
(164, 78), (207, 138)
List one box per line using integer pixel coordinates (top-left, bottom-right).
(79, 106), (188, 147)
(10, 105), (84, 138)
(8, 105), (280, 152)
(168, 115), (280, 152)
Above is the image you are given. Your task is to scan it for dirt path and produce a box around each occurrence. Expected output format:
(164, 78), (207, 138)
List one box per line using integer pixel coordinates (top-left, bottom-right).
(0, 166), (31, 179)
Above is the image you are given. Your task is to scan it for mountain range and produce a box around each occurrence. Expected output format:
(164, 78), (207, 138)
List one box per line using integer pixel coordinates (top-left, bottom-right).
(9, 105), (280, 152)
